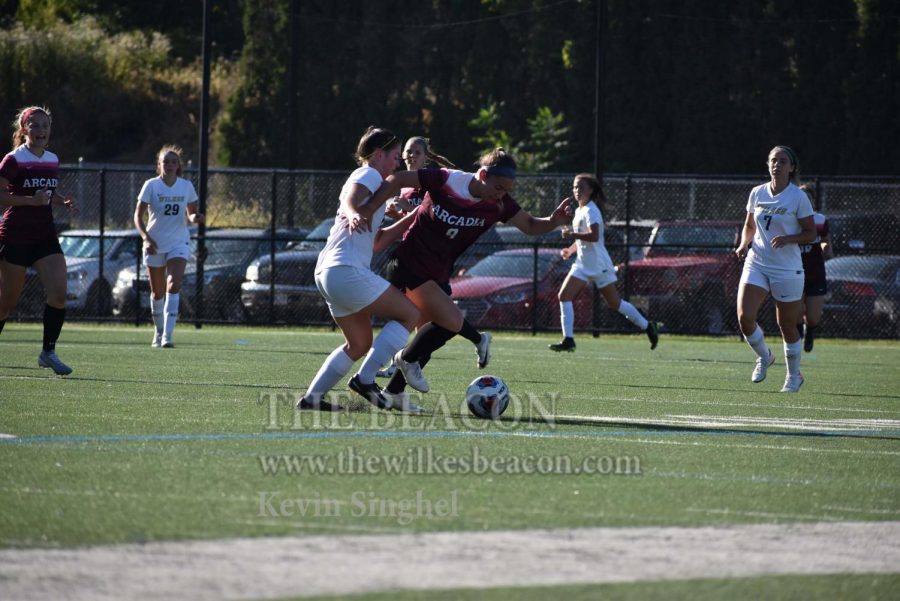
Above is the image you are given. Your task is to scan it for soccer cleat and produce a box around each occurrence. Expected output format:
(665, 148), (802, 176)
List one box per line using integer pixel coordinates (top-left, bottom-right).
(376, 365), (397, 378)
(803, 325), (815, 353)
(151, 332), (162, 348)
(296, 396), (345, 412)
(646, 321), (660, 350)
(751, 348), (775, 383)
(161, 337), (174, 348)
(780, 373), (804, 393)
(393, 350), (430, 393)
(475, 332), (492, 369)
(38, 351), (73, 376)
(382, 389), (424, 414)
(549, 337), (576, 352)
(348, 374), (392, 409)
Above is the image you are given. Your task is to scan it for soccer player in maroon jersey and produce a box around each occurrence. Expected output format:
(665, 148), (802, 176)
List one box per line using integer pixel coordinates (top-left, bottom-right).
(0, 106), (77, 375)
(367, 148), (572, 409)
(797, 184), (832, 352)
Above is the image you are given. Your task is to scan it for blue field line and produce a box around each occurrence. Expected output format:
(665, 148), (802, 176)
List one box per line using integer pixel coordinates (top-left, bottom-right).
(2, 427), (900, 445)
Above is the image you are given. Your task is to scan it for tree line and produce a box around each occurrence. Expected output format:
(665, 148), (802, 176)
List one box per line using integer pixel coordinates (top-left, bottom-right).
(2, 0), (897, 175)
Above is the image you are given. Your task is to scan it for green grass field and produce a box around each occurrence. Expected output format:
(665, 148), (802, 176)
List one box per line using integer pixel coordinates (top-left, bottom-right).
(1, 323), (898, 599)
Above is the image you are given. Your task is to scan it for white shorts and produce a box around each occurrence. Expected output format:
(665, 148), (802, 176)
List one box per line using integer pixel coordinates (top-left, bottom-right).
(144, 242), (191, 268)
(315, 265), (390, 318)
(568, 263), (618, 289)
(740, 264), (804, 302)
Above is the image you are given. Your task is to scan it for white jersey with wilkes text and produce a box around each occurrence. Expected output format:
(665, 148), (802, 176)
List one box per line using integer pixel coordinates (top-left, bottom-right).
(138, 176), (198, 252)
(572, 200), (614, 276)
(745, 182), (813, 275)
(316, 166), (386, 273)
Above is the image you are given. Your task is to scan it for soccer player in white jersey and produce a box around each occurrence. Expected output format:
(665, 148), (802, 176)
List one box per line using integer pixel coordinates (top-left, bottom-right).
(134, 145), (205, 348)
(299, 126), (421, 412)
(550, 173), (659, 352)
(736, 146), (816, 392)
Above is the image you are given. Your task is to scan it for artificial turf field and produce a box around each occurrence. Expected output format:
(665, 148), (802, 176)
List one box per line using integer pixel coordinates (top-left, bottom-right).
(1, 323), (898, 599)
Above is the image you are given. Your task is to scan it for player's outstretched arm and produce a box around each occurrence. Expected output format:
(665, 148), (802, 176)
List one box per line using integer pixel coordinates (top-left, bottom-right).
(507, 197), (573, 236)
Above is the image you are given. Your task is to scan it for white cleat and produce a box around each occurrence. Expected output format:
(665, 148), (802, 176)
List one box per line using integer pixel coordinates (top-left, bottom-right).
(376, 364), (397, 378)
(151, 332), (162, 348)
(393, 350), (429, 393)
(780, 373), (804, 393)
(383, 390), (424, 414)
(38, 351), (73, 376)
(751, 348), (775, 383)
(475, 332), (492, 369)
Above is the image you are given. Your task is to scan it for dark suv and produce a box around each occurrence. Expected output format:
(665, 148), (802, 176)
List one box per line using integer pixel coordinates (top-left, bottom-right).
(825, 212), (900, 256)
(617, 221), (743, 335)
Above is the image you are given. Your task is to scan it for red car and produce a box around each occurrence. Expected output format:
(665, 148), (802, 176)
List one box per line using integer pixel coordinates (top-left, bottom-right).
(450, 248), (592, 331)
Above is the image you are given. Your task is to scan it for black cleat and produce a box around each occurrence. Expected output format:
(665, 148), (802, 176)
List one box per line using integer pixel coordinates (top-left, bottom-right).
(646, 321), (660, 350)
(296, 396), (345, 412)
(348, 374), (391, 410)
(549, 337), (576, 352)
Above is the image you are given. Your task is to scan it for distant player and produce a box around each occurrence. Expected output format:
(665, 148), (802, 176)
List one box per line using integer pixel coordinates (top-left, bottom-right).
(385, 137), (456, 217)
(550, 173), (659, 352)
(735, 146), (816, 392)
(134, 145), (205, 348)
(0, 106), (77, 375)
(797, 183), (832, 352)
(368, 148), (572, 410)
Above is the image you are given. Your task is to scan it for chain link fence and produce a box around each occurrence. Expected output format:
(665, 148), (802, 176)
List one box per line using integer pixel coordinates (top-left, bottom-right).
(14, 165), (900, 340)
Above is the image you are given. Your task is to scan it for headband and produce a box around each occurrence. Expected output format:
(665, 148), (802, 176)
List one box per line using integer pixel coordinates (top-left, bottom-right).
(485, 165), (517, 179)
(19, 108), (39, 129)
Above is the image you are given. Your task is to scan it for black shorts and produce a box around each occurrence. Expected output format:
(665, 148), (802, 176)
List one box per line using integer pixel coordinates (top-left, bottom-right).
(385, 257), (452, 296)
(804, 279), (827, 297)
(0, 238), (63, 267)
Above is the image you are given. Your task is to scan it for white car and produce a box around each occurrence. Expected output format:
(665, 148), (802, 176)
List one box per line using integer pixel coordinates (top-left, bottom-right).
(59, 229), (142, 316)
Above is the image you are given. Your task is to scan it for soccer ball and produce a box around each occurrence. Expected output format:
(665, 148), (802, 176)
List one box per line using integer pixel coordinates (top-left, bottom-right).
(465, 375), (510, 419)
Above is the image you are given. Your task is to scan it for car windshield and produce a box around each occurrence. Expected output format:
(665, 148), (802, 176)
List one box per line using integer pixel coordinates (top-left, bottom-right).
(652, 226), (735, 251)
(826, 257), (900, 280)
(465, 253), (558, 279)
(198, 239), (257, 268)
(60, 236), (110, 258)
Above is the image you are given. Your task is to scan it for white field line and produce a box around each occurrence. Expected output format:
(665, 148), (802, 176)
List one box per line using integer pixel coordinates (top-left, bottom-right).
(565, 393), (897, 414)
(553, 413), (900, 432)
(0, 521), (898, 601)
(595, 436), (900, 456)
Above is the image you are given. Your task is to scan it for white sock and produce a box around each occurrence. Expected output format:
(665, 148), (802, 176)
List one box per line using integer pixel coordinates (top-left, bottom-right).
(305, 347), (355, 402)
(151, 296), (165, 336)
(356, 321), (411, 384)
(745, 325), (769, 359)
(560, 301), (574, 338)
(784, 339), (802, 376)
(617, 300), (649, 330)
(163, 292), (180, 340)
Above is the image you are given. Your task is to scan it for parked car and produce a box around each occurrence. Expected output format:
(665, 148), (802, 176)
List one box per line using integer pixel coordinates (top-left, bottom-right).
(240, 249), (332, 324)
(20, 229), (141, 318)
(617, 220), (744, 335)
(112, 228), (308, 321)
(826, 212), (900, 256)
(823, 255), (900, 338)
(450, 248), (590, 330)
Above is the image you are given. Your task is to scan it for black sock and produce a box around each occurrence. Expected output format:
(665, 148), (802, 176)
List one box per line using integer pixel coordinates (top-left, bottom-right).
(0, 319), (5, 334)
(42, 305), (65, 352)
(458, 319), (482, 345)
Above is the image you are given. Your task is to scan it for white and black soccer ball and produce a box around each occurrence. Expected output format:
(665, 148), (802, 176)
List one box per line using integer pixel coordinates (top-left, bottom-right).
(465, 375), (510, 419)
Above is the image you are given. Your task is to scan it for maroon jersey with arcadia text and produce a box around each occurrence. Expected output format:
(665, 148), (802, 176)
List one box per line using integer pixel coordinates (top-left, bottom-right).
(395, 168), (522, 282)
(0, 146), (59, 244)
